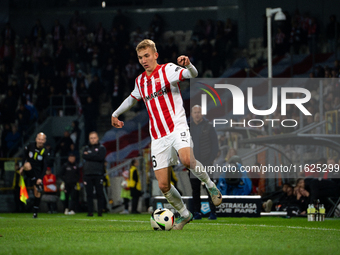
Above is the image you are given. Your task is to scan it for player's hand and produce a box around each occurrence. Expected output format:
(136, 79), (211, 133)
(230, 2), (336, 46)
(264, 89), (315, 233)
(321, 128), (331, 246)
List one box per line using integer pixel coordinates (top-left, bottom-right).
(177, 55), (190, 66)
(19, 167), (24, 175)
(36, 179), (42, 185)
(111, 116), (124, 128)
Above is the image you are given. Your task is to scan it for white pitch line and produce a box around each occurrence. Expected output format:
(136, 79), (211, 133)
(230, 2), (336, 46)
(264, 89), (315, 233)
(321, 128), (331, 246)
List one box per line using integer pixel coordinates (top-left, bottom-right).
(73, 218), (340, 232)
(2, 217), (340, 232)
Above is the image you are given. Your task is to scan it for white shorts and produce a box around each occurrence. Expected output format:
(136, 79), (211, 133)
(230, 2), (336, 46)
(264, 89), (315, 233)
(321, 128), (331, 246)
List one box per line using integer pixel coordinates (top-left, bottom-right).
(151, 128), (193, 171)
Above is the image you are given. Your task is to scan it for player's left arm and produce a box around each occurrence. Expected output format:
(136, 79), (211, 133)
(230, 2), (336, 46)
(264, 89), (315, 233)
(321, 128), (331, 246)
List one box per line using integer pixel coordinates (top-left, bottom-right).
(177, 55), (198, 79)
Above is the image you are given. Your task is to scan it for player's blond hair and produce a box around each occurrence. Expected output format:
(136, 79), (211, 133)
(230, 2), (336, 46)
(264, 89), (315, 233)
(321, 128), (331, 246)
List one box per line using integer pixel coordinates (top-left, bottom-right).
(136, 39), (157, 53)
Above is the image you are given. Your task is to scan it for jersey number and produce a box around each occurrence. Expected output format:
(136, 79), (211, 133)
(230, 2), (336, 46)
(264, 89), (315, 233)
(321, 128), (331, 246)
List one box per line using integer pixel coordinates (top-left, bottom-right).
(152, 156), (157, 168)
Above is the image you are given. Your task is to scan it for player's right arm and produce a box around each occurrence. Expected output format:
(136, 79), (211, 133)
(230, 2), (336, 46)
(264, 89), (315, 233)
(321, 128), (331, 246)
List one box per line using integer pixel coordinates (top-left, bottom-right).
(111, 80), (141, 128)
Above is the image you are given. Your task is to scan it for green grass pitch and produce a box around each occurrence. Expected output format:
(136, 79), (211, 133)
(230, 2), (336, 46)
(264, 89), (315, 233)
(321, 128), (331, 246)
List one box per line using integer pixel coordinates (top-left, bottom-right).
(1, 213), (340, 255)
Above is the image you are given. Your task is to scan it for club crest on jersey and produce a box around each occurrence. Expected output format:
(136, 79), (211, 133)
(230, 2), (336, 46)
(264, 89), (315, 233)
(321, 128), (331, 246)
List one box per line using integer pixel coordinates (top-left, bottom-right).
(144, 86), (170, 101)
(37, 155), (43, 161)
(29, 152), (33, 158)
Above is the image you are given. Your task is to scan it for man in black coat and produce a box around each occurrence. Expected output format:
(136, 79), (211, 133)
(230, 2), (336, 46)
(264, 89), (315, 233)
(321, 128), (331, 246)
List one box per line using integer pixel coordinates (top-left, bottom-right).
(82, 131), (106, 217)
(189, 105), (219, 220)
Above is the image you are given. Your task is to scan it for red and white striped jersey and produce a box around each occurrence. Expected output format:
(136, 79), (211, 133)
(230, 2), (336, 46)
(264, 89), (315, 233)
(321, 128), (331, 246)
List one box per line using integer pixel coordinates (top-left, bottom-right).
(131, 63), (188, 140)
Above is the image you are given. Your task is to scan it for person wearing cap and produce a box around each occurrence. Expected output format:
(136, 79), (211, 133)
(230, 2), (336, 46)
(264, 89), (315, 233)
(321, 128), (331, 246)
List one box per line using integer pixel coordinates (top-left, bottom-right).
(60, 153), (80, 215)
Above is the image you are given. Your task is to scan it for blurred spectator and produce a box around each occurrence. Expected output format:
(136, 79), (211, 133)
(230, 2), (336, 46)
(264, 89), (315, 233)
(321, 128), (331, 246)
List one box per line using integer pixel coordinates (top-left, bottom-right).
(274, 28), (287, 56)
(88, 74), (102, 105)
(110, 67), (124, 112)
(83, 96), (97, 144)
(205, 19), (215, 40)
(0, 63), (8, 94)
(20, 37), (33, 73)
(2, 90), (18, 123)
(16, 104), (30, 134)
(51, 19), (66, 51)
(54, 40), (69, 74)
(290, 21), (302, 54)
(308, 17), (318, 54)
(69, 10), (82, 31)
(39, 50), (55, 80)
(1, 123), (11, 155)
(120, 169), (131, 214)
(70, 120), (81, 151)
(296, 186), (310, 214)
(94, 22), (106, 45)
(89, 45), (103, 80)
(21, 71), (34, 103)
(130, 27), (145, 48)
(31, 19), (46, 42)
(55, 130), (74, 164)
(128, 159), (141, 214)
(60, 153), (79, 215)
(5, 124), (20, 150)
(276, 184), (297, 211)
(125, 59), (140, 91)
(0, 39), (16, 73)
(65, 59), (75, 80)
(32, 40), (43, 75)
(74, 70), (89, 104)
(55, 70), (69, 95)
(42, 167), (58, 214)
(64, 29), (77, 56)
(1, 22), (16, 43)
(35, 78), (50, 121)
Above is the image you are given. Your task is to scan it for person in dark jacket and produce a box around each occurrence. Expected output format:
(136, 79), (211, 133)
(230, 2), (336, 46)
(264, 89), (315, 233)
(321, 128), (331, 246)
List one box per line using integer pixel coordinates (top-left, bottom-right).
(19, 132), (50, 218)
(189, 105), (219, 220)
(60, 153), (79, 215)
(82, 131), (106, 217)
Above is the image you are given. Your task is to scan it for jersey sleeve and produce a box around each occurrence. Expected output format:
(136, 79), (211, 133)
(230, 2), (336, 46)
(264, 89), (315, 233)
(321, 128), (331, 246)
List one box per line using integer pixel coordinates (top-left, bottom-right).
(130, 79), (142, 101)
(165, 63), (186, 83)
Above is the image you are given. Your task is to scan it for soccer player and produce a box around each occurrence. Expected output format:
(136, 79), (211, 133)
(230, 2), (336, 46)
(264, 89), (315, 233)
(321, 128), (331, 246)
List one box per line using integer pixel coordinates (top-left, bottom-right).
(19, 132), (50, 218)
(111, 39), (222, 230)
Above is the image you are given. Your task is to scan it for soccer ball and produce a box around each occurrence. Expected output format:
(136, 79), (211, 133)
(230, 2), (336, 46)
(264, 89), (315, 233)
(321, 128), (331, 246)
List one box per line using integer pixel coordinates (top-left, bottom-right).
(150, 208), (175, 231)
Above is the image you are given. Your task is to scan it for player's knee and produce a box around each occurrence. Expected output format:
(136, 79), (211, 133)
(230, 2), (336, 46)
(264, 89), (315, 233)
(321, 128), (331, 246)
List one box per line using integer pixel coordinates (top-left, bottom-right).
(158, 182), (170, 193)
(24, 162), (32, 171)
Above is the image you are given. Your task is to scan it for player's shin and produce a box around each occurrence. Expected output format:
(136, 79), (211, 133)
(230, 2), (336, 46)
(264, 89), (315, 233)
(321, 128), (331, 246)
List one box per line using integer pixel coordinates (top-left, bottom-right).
(189, 160), (214, 189)
(163, 184), (189, 218)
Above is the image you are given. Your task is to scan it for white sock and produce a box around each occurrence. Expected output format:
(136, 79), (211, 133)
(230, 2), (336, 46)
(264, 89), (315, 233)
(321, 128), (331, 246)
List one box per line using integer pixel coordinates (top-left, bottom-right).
(163, 185), (189, 218)
(189, 160), (214, 189)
